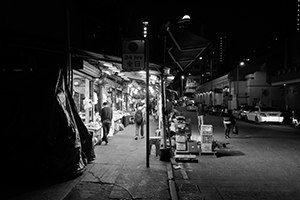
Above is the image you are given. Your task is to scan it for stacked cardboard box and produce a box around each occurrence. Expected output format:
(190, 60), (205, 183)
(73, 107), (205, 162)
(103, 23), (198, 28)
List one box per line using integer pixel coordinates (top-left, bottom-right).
(175, 128), (186, 151)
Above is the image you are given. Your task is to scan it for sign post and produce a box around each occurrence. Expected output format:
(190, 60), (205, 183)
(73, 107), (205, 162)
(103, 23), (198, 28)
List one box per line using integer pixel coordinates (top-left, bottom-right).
(122, 38), (150, 167)
(145, 37), (150, 168)
(122, 40), (145, 70)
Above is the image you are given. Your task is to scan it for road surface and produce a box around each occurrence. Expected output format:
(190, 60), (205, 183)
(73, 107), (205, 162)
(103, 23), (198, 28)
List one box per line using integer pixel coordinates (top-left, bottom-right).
(174, 106), (300, 200)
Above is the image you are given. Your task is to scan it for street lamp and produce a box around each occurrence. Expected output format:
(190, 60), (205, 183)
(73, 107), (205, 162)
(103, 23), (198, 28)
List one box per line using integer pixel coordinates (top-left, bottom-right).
(236, 61), (245, 107)
(181, 75), (184, 97)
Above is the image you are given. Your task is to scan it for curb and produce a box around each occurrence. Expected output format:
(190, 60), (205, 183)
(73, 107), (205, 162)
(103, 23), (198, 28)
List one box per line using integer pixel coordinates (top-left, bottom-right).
(167, 158), (179, 200)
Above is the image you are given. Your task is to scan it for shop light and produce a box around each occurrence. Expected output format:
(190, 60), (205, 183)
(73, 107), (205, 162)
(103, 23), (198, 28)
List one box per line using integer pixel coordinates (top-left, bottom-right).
(167, 76), (175, 81)
(138, 70), (146, 74)
(150, 75), (156, 80)
(103, 62), (112, 67)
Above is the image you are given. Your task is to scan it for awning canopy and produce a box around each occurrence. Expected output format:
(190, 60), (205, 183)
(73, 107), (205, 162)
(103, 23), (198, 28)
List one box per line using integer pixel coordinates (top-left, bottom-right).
(166, 26), (210, 71)
(71, 48), (175, 90)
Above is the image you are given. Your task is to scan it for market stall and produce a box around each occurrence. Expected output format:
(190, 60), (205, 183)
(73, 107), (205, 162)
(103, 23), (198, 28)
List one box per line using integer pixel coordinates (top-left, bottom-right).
(85, 121), (102, 146)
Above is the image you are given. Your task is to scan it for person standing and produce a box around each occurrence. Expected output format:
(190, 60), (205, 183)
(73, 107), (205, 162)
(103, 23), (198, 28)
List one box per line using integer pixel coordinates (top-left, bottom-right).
(221, 108), (234, 138)
(197, 103), (205, 129)
(134, 104), (145, 140)
(100, 102), (113, 145)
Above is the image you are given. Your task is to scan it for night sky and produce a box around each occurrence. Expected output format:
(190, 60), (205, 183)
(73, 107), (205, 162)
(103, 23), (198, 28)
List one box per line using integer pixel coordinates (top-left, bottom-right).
(1, 0), (292, 71)
(79, 0), (290, 71)
(118, 0), (286, 61)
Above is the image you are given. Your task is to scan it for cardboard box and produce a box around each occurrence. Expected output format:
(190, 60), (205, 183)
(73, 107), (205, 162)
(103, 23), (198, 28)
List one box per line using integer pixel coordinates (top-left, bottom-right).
(176, 142), (187, 151)
(177, 130), (186, 136)
(201, 125), (213, 132)
(175, 135), (186, 143)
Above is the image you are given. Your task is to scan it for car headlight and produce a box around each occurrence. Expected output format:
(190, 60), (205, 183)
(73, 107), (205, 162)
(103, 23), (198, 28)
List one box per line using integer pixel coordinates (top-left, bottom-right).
(260, 113), (267, 117)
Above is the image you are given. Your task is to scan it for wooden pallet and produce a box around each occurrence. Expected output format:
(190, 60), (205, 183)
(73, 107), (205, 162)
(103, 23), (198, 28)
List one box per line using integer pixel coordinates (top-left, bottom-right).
(174, 151), (198, 162)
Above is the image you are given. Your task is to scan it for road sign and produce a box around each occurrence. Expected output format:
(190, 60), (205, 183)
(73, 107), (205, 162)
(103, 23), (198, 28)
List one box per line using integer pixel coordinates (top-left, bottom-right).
(122, 39), (145, 70)
(123, 40), (145, 53)
(122, 53), (145, 70)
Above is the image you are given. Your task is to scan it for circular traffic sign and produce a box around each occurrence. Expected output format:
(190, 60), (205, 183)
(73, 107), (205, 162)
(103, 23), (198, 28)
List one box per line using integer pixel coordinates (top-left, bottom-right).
(128, 42), (139, 52)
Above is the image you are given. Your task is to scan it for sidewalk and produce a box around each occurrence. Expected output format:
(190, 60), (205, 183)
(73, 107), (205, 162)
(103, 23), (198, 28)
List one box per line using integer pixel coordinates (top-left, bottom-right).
(10, 116), (178, 200)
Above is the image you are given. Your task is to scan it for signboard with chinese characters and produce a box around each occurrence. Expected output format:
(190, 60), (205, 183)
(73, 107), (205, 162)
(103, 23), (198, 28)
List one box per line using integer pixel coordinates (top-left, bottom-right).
(122, 39), (145, 70)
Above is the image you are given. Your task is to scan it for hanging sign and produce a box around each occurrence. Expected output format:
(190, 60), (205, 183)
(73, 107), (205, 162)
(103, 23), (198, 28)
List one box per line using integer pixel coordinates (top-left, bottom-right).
(122, 39), (145, 70)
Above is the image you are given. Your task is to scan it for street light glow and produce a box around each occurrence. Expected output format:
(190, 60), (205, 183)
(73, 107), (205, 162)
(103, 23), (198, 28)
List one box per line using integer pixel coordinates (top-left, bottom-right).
(182, 15), (191, 20)
(142, 21), (149, 38)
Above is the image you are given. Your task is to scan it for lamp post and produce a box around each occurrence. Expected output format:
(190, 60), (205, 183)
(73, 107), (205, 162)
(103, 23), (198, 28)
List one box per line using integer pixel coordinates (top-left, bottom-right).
(236, 61), (245, 108)
(181, 75), (184, 97)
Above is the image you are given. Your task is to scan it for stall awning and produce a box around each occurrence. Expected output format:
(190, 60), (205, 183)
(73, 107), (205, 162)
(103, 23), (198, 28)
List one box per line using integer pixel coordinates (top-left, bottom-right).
(72, 48), (122, 63)
(71, 48), (169, 90)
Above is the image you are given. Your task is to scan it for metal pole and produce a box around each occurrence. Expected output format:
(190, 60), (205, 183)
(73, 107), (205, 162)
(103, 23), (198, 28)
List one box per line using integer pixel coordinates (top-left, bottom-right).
(145, 37), (150, 168)
(210, 59), (213, 106)
(181, 77), (183, 96)
(66, 7), (72, 90)
(237, 65), (239, 108)
(161, 75), (167, 148)
(181, 76), (184, 97)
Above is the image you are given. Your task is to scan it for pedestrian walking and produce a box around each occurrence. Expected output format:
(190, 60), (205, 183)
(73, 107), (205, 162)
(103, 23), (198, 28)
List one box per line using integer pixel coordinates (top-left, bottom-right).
(221, 108), (234, 138)
(100, 101), (113, 145)
(197, 103), (205, 129)
(134, 104), (145, 140)
(231, 115), (238, 134)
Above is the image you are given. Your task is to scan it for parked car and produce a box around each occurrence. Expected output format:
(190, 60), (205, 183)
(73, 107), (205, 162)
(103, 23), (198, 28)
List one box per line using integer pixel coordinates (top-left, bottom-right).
(198, 103), (208, 112)
(204, 104), (212, 113)
(186, 102), (197, 111)
(209, 105), (226, 115)
(245, 106), (284, 124)
(232, 105), (254, 120)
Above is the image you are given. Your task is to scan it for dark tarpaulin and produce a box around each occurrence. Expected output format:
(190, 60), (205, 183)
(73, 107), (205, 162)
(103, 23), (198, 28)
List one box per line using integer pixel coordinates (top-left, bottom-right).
(1, 68), (93, 197)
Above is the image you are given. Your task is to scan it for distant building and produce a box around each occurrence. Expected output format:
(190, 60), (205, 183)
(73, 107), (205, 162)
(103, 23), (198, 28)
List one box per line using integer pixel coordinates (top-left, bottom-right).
(219, 36), (227, 64)
(283, 0), (300, 33)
